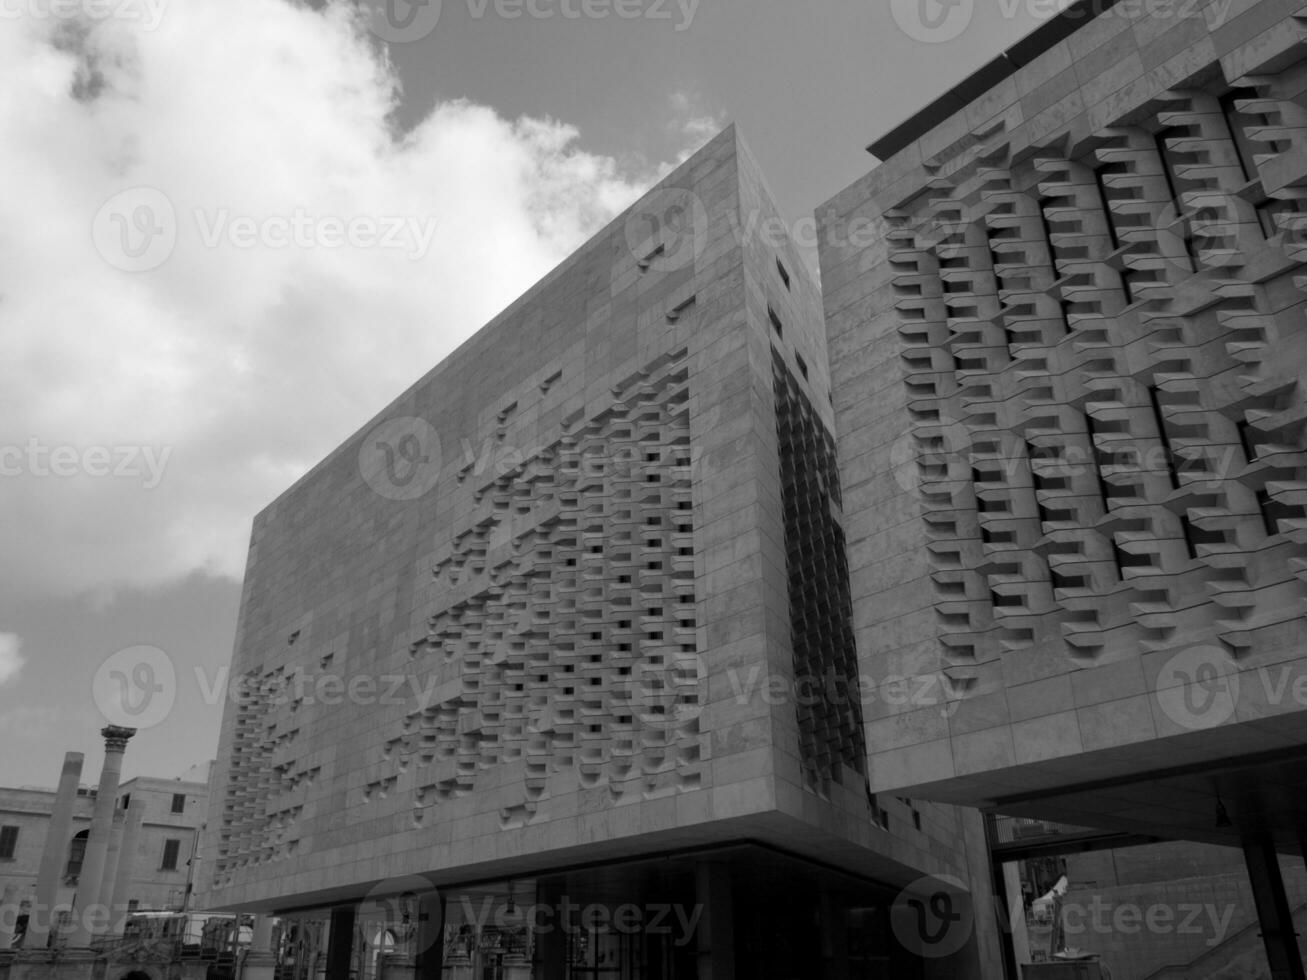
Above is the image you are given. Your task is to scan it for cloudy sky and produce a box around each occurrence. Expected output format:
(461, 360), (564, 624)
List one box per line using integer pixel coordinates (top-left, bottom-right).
(0, 0), (1059, 788)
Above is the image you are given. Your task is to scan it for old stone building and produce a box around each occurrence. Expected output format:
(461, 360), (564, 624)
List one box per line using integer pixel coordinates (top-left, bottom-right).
(0, 767), (210, 937)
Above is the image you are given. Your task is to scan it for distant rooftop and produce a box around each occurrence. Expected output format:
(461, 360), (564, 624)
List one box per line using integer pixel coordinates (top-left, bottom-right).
(11, 760), (213, 795)
(868, 0), (1124, 160)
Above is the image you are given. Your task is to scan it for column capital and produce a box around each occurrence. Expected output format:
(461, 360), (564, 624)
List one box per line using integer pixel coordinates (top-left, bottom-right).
(100, 726), (137, 752)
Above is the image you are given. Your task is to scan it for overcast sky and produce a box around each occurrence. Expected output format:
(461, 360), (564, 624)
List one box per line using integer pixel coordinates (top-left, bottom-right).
(0, 0), (1062, 789)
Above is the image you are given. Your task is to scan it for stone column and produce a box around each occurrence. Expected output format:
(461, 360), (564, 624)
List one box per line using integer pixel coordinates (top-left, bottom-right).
(242, 915), (277, 980)
(818, 889), (849, 980)
(415, 892), (445, 980)
(1001, 861), (1032, 969)
(534, 880), (565, 980)
(694, 862), (734, 980)
(95, 809), (125, 917)
(26, 751), (84, 949)
(106, 797), (145, 935)
(0, 884), (18, 949)
(66, 726), (135, 947)
(325, 905), (356, 980)
(251, 916), (275, 952)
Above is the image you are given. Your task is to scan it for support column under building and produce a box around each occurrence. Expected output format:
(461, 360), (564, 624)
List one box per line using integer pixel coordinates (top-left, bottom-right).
(535, 880), (566, 980)
(106, 797), (145, 935)
(1000, 861), (1031, 972)
(694, 862), (734, 980)
(1243, 837), (1306, 980)
(66, 726), (135, 947)
(325, 905), (356, 980)
(414, 893), (444, 980)
(26, 751), (83, 949)
(242, 915), (277, 980)
(819, 889), (849, 980)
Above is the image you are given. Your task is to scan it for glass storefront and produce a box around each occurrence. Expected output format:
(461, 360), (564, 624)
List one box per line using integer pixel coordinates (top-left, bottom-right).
(275, 914), (328, 980)
(268, 844), (926, 980)
(437, 854), (699, 980)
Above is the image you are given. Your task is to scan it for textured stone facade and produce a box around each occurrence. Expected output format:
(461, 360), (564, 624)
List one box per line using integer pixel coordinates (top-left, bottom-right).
(819, 0), (1307, 810)
(199, 128), (991, 961)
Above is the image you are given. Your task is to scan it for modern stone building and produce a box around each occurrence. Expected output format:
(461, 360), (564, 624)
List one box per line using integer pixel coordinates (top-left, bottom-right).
(818, 0), (1307, 975)
(0, 767), (210, 936)
(197, 128), (1004, 978)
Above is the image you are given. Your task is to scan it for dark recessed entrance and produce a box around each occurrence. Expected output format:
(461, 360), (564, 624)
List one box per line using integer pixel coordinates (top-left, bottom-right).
(278, 844), (926, 980)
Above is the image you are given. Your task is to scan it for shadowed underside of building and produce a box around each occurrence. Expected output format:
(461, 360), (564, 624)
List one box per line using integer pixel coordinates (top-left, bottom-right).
(818, 0), (1307, 976)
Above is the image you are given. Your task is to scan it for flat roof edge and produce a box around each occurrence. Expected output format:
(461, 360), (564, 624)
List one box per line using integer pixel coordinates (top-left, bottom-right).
(867, 0), (1126, 161)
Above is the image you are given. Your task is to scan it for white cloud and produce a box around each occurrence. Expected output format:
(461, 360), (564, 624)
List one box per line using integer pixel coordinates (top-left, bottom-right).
(0, 0), (714, 602)
(669, 90), (721, 146)
(0, 634), (25, 687)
